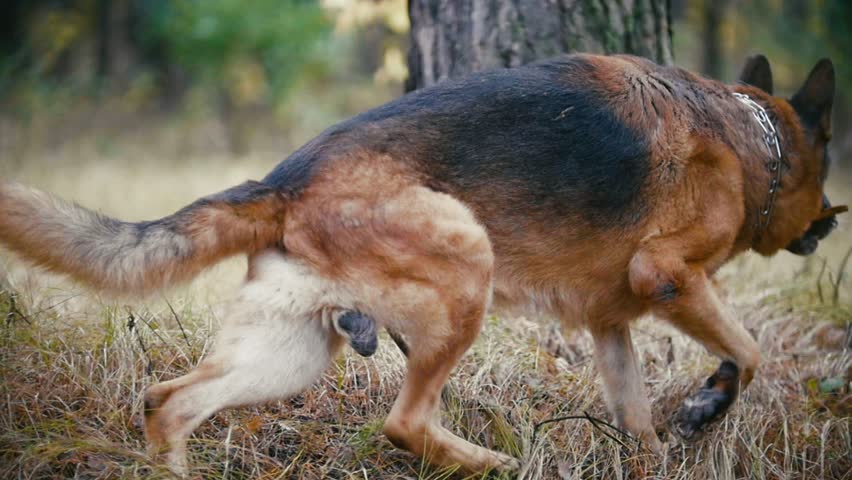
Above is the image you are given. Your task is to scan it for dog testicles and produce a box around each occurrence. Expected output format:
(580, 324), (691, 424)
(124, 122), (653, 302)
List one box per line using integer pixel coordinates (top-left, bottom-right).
(333, 310), (378, 357)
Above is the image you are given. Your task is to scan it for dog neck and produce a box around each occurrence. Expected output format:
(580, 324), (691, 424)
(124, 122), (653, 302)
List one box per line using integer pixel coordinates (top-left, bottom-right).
(727, 85), (807, 255)
(731, 91), (785, 246)
(722, 86), (798, 255)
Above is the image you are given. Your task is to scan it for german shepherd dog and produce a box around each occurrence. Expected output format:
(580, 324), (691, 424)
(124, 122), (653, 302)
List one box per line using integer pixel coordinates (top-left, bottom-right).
(0, 53), (845, 475)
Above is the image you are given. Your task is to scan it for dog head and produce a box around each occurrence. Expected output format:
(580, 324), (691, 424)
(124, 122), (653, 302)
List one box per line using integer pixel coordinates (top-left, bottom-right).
(739, 55), (847, 256)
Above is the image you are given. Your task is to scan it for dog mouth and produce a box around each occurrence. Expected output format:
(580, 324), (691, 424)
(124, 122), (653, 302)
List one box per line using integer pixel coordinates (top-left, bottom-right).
(785, 197), (847, 256)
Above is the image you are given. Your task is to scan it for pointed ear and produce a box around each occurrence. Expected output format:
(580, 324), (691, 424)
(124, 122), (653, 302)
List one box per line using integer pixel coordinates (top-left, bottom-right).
(791, 58), (835, 137)
(738, 54), (774, 94)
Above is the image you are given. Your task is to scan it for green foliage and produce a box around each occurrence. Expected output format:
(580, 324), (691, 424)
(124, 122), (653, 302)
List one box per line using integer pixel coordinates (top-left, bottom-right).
(138, 0), (332, 105)
(743, 0), (852, 94)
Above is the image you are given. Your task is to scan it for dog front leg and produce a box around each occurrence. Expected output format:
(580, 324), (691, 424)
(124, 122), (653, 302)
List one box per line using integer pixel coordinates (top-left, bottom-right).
(636, 259), (761, 439)
(589, 323), (663, 452)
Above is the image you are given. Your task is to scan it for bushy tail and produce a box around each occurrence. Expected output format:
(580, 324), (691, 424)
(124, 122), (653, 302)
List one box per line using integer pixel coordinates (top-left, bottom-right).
(0, 180), (286, 295)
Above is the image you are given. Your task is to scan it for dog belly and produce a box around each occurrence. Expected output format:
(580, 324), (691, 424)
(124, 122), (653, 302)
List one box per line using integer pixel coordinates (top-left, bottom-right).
(490, 273), (585, 328)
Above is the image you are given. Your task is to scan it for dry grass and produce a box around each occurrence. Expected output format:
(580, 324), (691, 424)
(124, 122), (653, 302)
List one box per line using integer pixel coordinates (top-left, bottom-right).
(0, 121), (850, 479)
(0, 274), (849, 479)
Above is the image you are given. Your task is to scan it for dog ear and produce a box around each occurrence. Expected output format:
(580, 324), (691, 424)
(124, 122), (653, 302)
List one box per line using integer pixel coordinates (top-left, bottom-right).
(791, 59), (835, 138)
(738, 54), (774, 94)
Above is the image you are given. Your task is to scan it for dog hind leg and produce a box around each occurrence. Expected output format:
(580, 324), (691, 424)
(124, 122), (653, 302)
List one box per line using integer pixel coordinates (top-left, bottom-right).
(383, 313), (521, 472)
(144, 250), (345, 475)
(350, 188), (518, 472)
(280, 184), (519, 473)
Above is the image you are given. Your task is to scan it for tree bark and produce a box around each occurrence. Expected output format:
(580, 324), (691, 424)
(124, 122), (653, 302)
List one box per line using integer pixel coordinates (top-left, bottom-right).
(406, 0), (674, 91)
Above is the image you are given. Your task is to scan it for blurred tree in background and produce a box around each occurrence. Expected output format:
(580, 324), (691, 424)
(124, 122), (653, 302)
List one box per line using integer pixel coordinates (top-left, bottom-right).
(2, 0), (333, 153)
(674, 0), (851, 93)
(142, 0), (328, 99)
(0, 0), (849, 159)
(0, 0), (410, 156)
(140, 0), (330, 152)
(672, 0), (852, 155)
(1, 0), (329, 96)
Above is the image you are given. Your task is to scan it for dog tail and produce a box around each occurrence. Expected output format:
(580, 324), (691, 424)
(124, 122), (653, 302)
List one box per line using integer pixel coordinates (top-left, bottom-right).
(0, 180), (286, 295)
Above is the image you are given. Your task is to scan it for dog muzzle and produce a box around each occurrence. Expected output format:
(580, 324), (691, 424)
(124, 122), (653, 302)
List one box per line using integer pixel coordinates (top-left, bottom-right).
(785, 195), (847, 256)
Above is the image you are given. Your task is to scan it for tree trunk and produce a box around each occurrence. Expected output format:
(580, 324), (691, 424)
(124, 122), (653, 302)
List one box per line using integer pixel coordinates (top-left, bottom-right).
(406, 0), (674, 91)
(701, 0), (729, 80)
(94, 0), (140, 88)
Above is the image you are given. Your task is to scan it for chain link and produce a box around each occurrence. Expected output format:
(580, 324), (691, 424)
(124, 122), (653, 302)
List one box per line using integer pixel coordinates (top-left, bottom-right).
(732, 92), (784, 231)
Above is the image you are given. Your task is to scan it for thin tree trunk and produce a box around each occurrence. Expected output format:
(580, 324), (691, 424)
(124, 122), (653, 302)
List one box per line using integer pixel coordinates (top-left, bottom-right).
(94, 0), (139, 88)
(702, 0), (729, 79)
(406, 0), (674, 91)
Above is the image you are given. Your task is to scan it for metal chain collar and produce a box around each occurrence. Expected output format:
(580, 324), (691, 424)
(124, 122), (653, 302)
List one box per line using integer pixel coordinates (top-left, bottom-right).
(732, 92), (783, 232)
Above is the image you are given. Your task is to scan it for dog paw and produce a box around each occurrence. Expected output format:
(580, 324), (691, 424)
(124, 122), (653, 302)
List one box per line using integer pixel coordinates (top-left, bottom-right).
(488, 451), (521, 473)
(641, 432), (666, 454)
(675, 361), (739, 440)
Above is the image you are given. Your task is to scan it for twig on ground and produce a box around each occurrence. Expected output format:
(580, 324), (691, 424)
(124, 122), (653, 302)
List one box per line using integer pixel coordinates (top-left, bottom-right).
(126, 307), (152, 375)
(532, 411), (635, 450)
(26, 294), (81, 317)
(165, 299), (192, 349)
(137, 310), (169, 346)
(4, 292), (81, 325)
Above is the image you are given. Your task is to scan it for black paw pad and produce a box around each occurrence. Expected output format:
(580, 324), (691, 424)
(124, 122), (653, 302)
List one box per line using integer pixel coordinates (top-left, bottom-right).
(675, 361), (739, 439)
(335, 311), (378, 357)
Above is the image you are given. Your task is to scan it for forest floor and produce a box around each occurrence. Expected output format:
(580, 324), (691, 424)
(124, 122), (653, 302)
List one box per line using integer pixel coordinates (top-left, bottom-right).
(0, 119), (850, 479)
